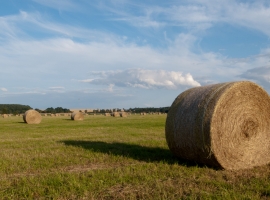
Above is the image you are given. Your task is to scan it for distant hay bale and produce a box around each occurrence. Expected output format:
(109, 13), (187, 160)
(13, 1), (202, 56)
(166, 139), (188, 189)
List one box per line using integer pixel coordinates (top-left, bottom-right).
(23, 110), (42, 124)
(71, 112), (84, 121)
(120, 112), (127, 117)
(104, 113), (111, 117)
(165, 81), (270, 170)
(2, 114), (8, 118)
(112, 112), (120, 117)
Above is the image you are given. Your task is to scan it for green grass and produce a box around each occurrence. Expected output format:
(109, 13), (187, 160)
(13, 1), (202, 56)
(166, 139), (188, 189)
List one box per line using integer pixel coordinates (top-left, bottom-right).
(0, 115), (269, 199)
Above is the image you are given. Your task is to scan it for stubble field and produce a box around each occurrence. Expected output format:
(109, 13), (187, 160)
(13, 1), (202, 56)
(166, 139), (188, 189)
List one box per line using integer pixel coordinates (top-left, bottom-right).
(0, 114), (269, 199)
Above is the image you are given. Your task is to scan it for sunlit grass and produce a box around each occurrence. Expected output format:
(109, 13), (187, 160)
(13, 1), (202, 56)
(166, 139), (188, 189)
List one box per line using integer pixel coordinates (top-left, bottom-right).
(0, 115), (269, 199)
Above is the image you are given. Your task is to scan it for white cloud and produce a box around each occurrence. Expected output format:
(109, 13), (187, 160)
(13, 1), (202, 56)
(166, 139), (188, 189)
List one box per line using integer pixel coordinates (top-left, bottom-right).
(106, 84), (114, 92)
(80, 69), (201, 89)
(0, 88), (8, 92)
(0, 29), (268, 94)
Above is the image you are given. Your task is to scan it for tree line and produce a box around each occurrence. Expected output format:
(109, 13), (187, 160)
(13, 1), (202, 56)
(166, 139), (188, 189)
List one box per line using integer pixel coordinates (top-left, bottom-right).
(128, 107), (170, 113)
(0, 104), (32, 114)
(0, 104), (169, 115)
(92, 107), (170, 114)
(0, 104), (71, 114)
(36, 107), (71, 114)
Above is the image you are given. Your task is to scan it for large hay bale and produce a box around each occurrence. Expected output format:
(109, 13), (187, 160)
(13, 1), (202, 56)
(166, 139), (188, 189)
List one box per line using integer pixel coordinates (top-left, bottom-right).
(71, 112), (84, 121)
(165, 81), (270, 170)
(104, 113), (111, 117)
(23, 110), (42, 124)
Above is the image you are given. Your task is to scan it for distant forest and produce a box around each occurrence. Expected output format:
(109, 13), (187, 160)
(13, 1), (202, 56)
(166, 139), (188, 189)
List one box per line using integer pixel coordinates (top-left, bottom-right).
(0, 104), (170, 114)
(0, 104), (32, 114)
(37, 107), (71, 114)
(127, 107), (169, 113)
(0, 105), (71, 114)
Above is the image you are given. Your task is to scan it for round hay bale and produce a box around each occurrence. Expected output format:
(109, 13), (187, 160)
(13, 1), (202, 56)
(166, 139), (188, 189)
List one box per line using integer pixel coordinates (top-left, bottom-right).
(112, 112), (120, 117)
(2, 114), (8, 118)
(71, 112), (84, 121)
(165, 81), (270, 170)
(120, 112), (127, 117)
(23, 110), (42, 124)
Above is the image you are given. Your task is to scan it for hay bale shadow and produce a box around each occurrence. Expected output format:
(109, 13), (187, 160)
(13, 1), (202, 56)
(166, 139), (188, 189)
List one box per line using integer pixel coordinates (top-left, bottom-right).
(60, 140), (204, 167)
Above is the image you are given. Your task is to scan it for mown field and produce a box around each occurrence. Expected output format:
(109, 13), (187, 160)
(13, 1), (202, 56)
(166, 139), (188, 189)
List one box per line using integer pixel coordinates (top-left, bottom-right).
(0, 114), (269, 199)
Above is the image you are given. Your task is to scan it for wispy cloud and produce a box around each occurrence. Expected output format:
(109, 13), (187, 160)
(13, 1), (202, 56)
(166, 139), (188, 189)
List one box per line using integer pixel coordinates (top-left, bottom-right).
(80, 69), (201, 89)
(49, 86), (65, 93)
(239, 65), (270, 90)
(32, 0), (80, 12)
(0, 11), (116, 43)
(96, 0), (270, 36)
(49, 86), (65, 89)
(0, 88), (8, 92)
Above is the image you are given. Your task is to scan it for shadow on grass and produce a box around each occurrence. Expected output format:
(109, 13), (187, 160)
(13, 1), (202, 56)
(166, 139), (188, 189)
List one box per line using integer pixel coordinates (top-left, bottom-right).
(61, 140), (201, 167)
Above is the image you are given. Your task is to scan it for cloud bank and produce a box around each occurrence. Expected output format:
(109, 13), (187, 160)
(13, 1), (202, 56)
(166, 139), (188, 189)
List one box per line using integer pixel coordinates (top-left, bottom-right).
(80, 69), (200, 89)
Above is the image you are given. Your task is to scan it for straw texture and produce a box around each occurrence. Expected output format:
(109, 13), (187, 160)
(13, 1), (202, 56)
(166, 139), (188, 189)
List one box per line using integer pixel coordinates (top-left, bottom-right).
(112, 112), (120, 117)
(120, 112), (128, 117)
(71, 112), (84, 121)
(23, 110), (42, 124)
(165, 81), (270, 170)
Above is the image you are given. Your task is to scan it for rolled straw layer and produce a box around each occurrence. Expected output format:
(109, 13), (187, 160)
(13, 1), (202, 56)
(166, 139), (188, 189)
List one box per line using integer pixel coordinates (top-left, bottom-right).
(165, 81), (270, 170)
(71, 112), (84, 121)
(23, 110), (42, 124)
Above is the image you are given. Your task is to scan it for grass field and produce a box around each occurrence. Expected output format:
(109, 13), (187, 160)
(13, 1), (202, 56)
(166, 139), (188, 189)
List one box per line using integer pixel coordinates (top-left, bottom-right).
(0, 114), (269, 199)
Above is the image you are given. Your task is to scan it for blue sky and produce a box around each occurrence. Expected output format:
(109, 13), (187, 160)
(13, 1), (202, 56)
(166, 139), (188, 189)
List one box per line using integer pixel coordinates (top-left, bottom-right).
(1, 0), (270, 110)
